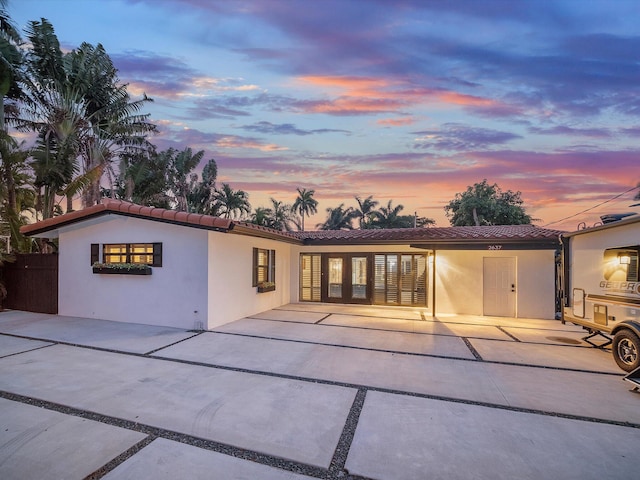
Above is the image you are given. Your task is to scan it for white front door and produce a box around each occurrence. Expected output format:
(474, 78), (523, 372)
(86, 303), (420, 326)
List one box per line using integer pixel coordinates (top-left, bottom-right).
(483, 257), (516, 317)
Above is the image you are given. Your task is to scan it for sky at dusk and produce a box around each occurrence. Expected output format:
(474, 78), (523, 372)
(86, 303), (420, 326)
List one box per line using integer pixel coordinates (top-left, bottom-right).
(10, 0), (640, 230)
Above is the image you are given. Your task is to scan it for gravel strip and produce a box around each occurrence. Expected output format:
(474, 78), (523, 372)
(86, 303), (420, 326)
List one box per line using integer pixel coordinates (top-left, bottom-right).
(327, 389), (367, 479)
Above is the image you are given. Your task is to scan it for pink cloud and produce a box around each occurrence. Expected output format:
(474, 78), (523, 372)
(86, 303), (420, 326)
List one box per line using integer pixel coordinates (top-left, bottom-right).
(377, 117), (417, 126)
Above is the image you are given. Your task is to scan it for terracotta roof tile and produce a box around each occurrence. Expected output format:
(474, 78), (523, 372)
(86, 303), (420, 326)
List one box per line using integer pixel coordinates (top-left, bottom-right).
(173, 211), (190, 223)
(126, 204), (143, 215)
(20, 199), (234, 236)
(20, 199), (564, 247)
(293, 225), (565, 243)
(139, 206), (154, 217)
(161, 209), (176, 221)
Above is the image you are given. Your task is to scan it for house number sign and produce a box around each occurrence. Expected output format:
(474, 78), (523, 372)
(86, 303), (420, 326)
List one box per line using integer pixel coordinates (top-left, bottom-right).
(488, 245), (503, 250)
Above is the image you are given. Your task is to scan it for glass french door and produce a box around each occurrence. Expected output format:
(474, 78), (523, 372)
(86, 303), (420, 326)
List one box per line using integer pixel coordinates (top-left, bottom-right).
(322, 254), (372, 304)
(300, 252), (428, 306)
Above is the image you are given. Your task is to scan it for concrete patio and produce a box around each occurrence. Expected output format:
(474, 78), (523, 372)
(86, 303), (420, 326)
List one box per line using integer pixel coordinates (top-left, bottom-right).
(0, 304), (638, 479)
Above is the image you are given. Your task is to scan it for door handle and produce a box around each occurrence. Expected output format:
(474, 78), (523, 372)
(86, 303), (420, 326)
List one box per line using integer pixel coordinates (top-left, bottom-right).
(511, 284), (516, 292)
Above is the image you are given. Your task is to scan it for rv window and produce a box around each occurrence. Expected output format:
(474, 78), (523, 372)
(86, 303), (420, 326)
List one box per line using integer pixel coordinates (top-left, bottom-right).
(603, 246), (639, 282)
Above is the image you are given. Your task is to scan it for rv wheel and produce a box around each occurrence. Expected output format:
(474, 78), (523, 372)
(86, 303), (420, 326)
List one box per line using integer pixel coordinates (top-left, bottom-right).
(612, 329), (640, 372)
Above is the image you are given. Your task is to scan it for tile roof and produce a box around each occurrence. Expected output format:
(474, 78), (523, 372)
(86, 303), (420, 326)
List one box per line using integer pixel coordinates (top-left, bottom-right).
(20, 199), (233, 236)
(292, 225), (565, 246)
(21, 199), (565, 247)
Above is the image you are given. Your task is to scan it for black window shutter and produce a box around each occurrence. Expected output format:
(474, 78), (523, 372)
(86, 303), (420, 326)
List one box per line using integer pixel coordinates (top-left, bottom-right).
(91, 244), (99, 265)
(252, 248), (258, 286)
(270, 249), (276, 282)
(152, 243), (163, 267)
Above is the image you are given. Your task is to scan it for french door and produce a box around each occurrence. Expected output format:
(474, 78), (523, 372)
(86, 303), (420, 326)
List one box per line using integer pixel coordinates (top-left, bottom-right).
(300, 253), (429, 306)
(323, 254), (371, 304)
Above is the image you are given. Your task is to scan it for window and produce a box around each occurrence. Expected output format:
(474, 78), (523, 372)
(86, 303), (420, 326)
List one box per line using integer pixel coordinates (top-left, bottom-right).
(300, 254), (321, 301)
(91, 243), (162, 267)
(603, 246), (639, 282)
(374, 253), (427, 306)
(253, 248), (275, 286)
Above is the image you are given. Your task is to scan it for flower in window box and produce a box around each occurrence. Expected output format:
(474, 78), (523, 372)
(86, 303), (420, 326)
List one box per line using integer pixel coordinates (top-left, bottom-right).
(257, 281), (276, 293)
(92, 262), (152, 275)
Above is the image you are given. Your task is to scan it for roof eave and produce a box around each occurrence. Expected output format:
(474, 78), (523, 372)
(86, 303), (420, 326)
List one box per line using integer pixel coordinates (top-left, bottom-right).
(230, 224), (305, 245)
(20, 209), (233, 237)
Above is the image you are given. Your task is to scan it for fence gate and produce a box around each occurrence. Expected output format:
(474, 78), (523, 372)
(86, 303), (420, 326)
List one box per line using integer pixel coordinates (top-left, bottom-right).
(0, 254), (58, 314)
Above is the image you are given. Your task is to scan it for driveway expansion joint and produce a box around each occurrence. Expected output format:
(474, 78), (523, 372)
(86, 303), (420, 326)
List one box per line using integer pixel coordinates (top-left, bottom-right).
(327, 389), (367, 480)
(0, 340), (56, 359)
(497, 325), (522, 341)
(210, 330), (474, 362)
(462, 337), (483, 360)
(84, 436), (156, 480)
(144, 331), (204, 355)
(0, 390), (332, 479)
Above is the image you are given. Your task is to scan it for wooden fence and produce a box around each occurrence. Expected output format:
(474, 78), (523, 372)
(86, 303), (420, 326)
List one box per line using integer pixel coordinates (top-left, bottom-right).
(0, 254), (58, 314)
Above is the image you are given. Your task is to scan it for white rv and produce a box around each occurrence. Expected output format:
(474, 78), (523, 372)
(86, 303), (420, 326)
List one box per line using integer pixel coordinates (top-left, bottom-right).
(561, 214), (640, 372)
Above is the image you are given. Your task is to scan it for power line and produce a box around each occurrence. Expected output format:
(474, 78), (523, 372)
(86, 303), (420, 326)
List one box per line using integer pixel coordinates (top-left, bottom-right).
(543, 184), (640, 228)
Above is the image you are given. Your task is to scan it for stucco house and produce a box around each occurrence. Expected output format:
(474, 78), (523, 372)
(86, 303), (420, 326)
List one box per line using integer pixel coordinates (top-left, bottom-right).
(21, 199), (564, 330)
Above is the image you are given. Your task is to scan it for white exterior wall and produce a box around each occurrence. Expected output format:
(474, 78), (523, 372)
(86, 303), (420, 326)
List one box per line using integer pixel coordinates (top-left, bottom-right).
(435, 249), (556, 319)
(58, 215), (208, 329)
(207, 233), (292, 328)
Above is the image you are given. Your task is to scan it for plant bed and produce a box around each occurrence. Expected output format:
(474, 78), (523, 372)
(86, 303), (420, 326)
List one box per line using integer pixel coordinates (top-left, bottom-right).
(92, 263), (152, 275)
(257, 282), (276, 293)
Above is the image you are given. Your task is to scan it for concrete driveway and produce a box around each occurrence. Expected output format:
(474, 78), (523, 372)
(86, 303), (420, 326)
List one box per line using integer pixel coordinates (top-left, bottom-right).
(0, 305), (638, 479)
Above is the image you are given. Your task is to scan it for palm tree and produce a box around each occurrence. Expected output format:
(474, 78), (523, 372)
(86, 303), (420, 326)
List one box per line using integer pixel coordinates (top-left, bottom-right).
(0, 133), (35, 251)
(355, 195), (378, 228)
(215, 183), (251, 219)
(0, 0), (22, 133)
(186, 158), (217, 214)
(19, 20), (155, 216)
(317, 204), (356, 230)
(369, 200), (405, 229)
(250, 207), (274, 227)
(114, 149), (171, 208)
(166, 148), (204, 212)
(292, 187), (318, 231)
(269, 198), (294, 231)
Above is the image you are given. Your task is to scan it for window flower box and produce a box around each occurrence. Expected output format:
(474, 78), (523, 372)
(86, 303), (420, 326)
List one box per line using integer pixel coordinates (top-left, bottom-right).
(92, 263), (152, 275)
(257, 282), (275, 293)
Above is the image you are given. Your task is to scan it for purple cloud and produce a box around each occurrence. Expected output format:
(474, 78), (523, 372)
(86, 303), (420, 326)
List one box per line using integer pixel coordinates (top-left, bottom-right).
(239, 121), (350, 136)
(529, 126), (612, 138)
(412, 123), (521, 151)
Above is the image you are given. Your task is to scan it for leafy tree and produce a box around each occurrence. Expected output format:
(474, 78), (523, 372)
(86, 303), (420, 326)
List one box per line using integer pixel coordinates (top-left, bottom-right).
(166, 147), (204, 212)
(0, 133), (35, 251)
(185, 157), (217, 214)
(317, 203), (356, 230)
(250, 206), (273, 227)
(215, 183), (250, 219)
(444, 179), (532, 226)
(0, 0), (23, 132)
(17, 19), (155, 217)
(292, 187), (318, 231)
(364, 199), (435, 229)
(354, 195), (378, 228)
(110, 149), (171, 208)
(269, 198), (294, 231)
(368, 200), (405, 229)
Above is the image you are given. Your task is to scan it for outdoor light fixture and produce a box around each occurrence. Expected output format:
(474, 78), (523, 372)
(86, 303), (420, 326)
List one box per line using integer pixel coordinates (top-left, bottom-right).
(619, 253), (631, 265)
